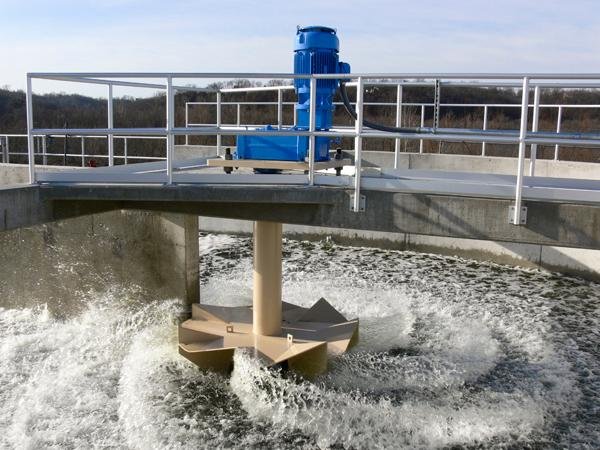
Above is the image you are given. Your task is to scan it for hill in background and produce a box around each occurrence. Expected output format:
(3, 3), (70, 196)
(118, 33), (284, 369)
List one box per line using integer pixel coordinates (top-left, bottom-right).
(2, 83), (600, 165)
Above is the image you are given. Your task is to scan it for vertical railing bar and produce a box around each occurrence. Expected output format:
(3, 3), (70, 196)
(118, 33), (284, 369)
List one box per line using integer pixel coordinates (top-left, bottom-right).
(107, 84), (114, 166)
(124, 137), (128, 165)
(529, 85), (541, 176)
(433, 79), (441, 130)
(293, 102), (297, 127)
(277, 88), (283, 129)
(394, 84), (402, 169)
(4, 136), (9, 164)
(166, 76), (174, 184)
(26, 75), (35, 183)
(353, 76), (364, 213)
(81, 137), (85, 167)
(216, 91), (222, 157)
(236, 103), (241, 126)
(42, 135), (47, 166)
(482, 105), (488, 156)
(419, 104), (425, 153)
(308, 77), (317, 186)
(554, 106), (562, 161)
(513, 76), (530, 225)
(185, 104), (189, 146)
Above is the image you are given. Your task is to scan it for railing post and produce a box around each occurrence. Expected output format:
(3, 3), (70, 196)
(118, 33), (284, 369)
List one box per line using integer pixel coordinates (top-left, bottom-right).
(185, 104), (189, 146)
(124, 137), (128, 165)
(308, 77), (317, 185)
(277, 88), (283, 129)
(4, 136), (9, 164)
(216, 91), (222, 156)
(0, 136), (6, 163)
(554, 106), (562, 161)
(482, 105), (488, 156)
(107, 84), (114, 166)
(419, 104), (425, 153)
(433, 79), (441, 130)
(529, 85), (540, 177)
(513, 76), (530, 225)
(236, 103), (241, 126)
(293, 102), (297, 127)
(26, 75), (35, 183)
(394, 84), (403, 169)
(42, 135), (47, 166)
(81, 137), (85, 167)
(166, 76), (174, 184)
(353, 76), (364, 213)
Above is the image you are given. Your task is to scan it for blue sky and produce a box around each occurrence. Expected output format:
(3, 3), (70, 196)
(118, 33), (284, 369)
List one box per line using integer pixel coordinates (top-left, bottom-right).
(1, 0), (600, 96)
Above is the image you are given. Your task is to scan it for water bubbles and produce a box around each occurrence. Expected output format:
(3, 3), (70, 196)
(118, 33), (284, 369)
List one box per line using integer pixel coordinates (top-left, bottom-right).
(0, 233), (598, 448)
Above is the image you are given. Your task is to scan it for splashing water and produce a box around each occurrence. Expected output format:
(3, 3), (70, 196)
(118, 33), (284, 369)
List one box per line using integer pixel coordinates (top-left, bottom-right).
(0, 234), (598, 449)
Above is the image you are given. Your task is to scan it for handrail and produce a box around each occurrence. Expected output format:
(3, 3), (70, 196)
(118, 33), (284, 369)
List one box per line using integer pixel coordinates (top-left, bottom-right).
(0, 134), (166, 166)
(21, 72), (600, 225)
(185, 94), (600, 159)
(27, 71), (600, 79)
(185, 101), (600, 108)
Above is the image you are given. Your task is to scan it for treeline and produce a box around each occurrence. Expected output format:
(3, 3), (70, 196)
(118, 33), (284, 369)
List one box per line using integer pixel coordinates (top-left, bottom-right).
(1, 81), (600, 166)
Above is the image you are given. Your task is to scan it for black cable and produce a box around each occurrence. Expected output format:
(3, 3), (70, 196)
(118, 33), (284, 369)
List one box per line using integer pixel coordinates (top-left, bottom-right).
(339, 82), (425, 134)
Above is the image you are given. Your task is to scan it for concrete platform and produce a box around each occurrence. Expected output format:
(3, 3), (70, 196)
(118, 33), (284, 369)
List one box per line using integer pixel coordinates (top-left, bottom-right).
(4, 157), (600, 251)
(4, 157), (600, 282)
(31, 157), (600, 207)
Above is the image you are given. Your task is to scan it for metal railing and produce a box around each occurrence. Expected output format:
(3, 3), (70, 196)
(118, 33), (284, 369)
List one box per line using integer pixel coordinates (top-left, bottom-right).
(4, 95), (592, 167)
(22, 72), (600, 224)
(0, 133), (166, 166)
(184, 81), (600, 164)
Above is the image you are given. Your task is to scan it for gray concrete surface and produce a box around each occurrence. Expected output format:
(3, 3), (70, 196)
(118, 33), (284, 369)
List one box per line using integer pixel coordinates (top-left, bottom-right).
(3, 151), (600, 283)
(346, 151), (600, 180)
(0, 209), (199, 313)
(0, 165), (199, 310)
(173, 146), (600, 180)
(38, 184), (600, 250)
(175, 145), (220, 160)
(173, 147), (600, 279)
(0, 163), (76, 185)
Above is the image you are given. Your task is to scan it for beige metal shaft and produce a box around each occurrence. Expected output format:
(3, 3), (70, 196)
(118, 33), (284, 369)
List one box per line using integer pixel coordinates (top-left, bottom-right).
(252, 221), (282, 336)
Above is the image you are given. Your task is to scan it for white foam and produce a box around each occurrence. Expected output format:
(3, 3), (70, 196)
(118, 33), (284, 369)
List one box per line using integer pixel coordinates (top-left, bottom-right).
(230, 350), (545, 449)
(0, 235), (597, 448)
(0, 294), (183, 449)
(199, 234), (241, 255)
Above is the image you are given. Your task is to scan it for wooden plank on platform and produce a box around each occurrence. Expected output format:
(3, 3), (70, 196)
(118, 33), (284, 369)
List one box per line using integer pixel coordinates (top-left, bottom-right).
(207, 158), (351, 171)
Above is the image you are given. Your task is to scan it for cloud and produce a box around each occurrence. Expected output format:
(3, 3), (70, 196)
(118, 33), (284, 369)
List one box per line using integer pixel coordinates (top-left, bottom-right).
(1, 0), (600, 96)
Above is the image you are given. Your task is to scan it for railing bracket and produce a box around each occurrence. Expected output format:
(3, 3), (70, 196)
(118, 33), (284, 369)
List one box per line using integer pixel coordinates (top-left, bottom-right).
(350, 194), (366, 212)
(509, 205), (527, 225)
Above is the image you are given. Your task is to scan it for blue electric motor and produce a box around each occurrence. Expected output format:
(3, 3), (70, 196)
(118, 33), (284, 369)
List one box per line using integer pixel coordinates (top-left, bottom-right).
(236, 26), (350, 162)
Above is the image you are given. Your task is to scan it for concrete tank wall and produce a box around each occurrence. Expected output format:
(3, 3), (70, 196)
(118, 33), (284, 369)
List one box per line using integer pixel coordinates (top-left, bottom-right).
(199, 217), (600, 281)
(354, 151), (600, 180)
(188, 148), (600, 280)
(4, 150), (600, 285)
(0, 164), (199, 312)
(0, 210), (199, 313)
(0, 163), (76, 184)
